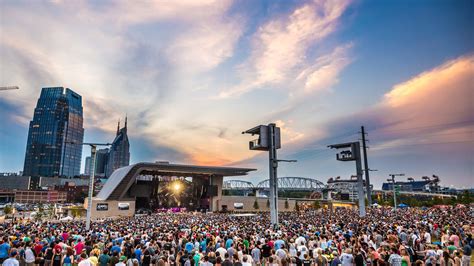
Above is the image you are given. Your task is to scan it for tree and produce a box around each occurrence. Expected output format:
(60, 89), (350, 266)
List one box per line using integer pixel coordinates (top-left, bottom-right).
(3, 205), (13, 219)
(253, 198), (260, 210)
(35, 204), (45, 221)
(285, 199), (289, 209)
(70, 206), (82, 219)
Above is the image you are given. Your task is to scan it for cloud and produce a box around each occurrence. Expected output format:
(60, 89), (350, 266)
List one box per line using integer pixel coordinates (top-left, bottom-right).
(219, 0), (352, 98)
(298, 43), (352, 93)
(275, 120), (305, 143)
(0, 0), (245, 164)
(166, 18), (244, 73)
(230, 54), (473, 185)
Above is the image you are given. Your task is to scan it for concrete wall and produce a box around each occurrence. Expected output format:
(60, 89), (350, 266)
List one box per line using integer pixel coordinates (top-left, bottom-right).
(219, 196), (298, 212)
(218, 196), (357, 212)
(84, 198), (135, 219)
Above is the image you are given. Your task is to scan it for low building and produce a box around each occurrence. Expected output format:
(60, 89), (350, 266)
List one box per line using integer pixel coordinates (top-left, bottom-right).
(14, 190), (67, 204)
(55, 182), (89, 203)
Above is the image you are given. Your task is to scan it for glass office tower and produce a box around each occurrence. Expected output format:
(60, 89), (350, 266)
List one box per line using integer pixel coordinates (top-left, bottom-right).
(23, 87), (84, 177)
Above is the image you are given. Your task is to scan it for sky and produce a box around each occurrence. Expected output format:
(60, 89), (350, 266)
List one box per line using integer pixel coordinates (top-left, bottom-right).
(0, 0), (473, 189)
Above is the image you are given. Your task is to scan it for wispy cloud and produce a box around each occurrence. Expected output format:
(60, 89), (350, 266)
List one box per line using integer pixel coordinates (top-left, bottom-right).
(0, 0), (246, 163)
(219, 0), (352, 98)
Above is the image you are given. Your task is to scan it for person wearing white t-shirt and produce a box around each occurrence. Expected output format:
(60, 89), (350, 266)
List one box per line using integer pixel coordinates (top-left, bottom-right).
(24, 245), (36, 266)
(424, 231), (431, 244)
(241, 255), (252, 266)
(297, 245), (308, 260)
(216, 246), (227, 260)
(78, 258), (92, 266)
(3, 249), (19, 266)
(340, 248), (354, 266)
(296, 236), (306, 247)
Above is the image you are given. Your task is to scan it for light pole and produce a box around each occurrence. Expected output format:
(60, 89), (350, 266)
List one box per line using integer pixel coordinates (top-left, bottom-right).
(68, 142), (111, 230)
(243, 124), (296, 227)
(328, 142), (366, 217)
(388, 173), (404, 210)
(360, 126), (372, 206)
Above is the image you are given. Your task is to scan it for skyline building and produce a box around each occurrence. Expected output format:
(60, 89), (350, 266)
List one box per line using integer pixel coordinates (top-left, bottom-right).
(106, 117), (130, 177)
(23, 87), (84, 177)
(84, 157), (91, 176)
(84, 148), (109, 177)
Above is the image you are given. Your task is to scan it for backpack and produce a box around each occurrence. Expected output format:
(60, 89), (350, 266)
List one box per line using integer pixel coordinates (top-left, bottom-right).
(404, 246), (415, 262)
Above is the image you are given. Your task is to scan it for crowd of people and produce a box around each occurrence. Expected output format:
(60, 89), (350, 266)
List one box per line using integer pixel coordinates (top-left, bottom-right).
(0, 206), (472, 266)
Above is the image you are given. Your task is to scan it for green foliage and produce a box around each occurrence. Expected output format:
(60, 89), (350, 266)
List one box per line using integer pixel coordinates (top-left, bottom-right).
(253, 199), (260, 210)
(3, 205), (13, 217)
(33, 203), (46, 221)
(377, 192), (472, 208)
(70, 206), (83, 218)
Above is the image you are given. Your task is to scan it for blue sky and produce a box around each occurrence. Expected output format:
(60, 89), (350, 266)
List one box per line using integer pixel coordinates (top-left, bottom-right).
(1, 0), (473, 188)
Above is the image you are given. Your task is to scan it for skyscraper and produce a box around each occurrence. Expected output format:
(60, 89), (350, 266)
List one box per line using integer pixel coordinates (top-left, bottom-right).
(84, 149), (108, 177)
(84, 156), (92, 176)
(106, 117), (130, 177)
(23, 87), (84, 177)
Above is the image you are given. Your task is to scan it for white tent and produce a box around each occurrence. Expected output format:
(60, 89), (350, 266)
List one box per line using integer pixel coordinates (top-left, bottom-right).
(60, 216), (73, 221)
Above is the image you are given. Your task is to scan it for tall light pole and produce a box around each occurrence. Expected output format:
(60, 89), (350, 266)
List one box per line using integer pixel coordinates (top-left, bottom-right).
(328, 142), (366, 217)
(68, 142), (111, 230)
(243, 124), (295, 227)
(360, 126), (372, 206)
(243, 124), (281, 226)
(388, 173), (404, 210)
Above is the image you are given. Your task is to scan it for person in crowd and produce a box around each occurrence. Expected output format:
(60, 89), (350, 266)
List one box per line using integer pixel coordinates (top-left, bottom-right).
(3, 249), (19, 266)
(60, 248), (74, 266)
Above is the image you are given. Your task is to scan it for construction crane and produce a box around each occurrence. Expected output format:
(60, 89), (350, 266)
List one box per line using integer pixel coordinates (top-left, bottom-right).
(0, 86), (19, 91)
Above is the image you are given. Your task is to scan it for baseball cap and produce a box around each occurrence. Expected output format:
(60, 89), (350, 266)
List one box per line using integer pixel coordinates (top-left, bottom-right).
(10, 249), (18, 257)
(119, 256), (127, 261)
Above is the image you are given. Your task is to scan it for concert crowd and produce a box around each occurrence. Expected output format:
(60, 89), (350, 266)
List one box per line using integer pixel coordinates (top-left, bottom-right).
(0, 206), (472, 266)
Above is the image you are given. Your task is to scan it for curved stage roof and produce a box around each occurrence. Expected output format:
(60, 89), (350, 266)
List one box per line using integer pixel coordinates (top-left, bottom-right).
(96, 162), (256, 200)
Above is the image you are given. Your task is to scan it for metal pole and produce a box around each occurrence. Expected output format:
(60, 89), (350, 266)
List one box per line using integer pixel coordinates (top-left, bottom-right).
(86, 145), (97, 231)
(361, 126), (372, 206)
(391, 175), (397, 211)
(268, 123), (278, 226)
(354, 142), (366, 217)
(209, 175), (213, 213)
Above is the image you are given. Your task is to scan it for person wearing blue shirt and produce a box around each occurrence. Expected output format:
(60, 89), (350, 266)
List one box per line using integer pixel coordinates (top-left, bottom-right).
(225, 238), (233, 249)
(134, 247), (142, 263)
(0, 237), (10, 264)
(200, 240), (207, 253)
(111, 244), (121, 254)
(185, 241), (194, 253)
(274, 239), (285, 251)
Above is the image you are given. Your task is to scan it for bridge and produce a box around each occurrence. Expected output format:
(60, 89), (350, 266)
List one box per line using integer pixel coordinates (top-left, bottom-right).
(223, 177), (325, 192)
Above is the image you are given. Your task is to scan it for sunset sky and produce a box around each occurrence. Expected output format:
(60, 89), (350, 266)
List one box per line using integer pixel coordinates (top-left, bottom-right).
(1, 0), (473, 188)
